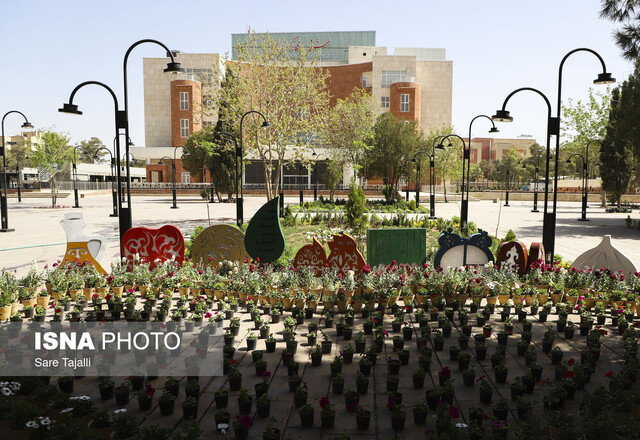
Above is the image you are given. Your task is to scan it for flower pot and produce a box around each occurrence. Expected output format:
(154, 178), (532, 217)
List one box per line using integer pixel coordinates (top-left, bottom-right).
(138, 395), (153, 411)
(299, 410), (314, 428)
(159, 398), (175, 415)
(413, 408), (428, 425)
(257, 402), (270, 418)
(265, 340), (276, 353)
(357, 379), (369, 395)
(215, 393), (228, 408)
(391, 415), (406, 431)
(239, 399), (252, 415)
(321, 412), (335, 428)
(356, 412), (371, 430)
(183, 402), (198, 420)
(480, 388), (492, 404)
(247, 338), (257, 351)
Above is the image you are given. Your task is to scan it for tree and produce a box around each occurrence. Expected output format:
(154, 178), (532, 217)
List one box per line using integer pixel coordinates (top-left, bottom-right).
(600, 0), (640, 60)
(5, 142), (31, 172)
(344, 179), (368, 236)
(208, 30), (331, 201)
(321, 160), (343, 201)
(323, 88), (377, 183)
(494, 150), (525, 191)
(31, 130), (73, 207)
(364, 113), (423, 203)
(77, 137), (107, 163)
(601, 87), (636, 206)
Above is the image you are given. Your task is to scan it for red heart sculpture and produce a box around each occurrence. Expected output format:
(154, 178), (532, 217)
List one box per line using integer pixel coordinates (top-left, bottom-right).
(122, 226), (185, 269)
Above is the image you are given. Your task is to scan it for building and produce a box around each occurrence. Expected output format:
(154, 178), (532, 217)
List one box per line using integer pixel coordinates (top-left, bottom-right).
(140, 31), (453, 187)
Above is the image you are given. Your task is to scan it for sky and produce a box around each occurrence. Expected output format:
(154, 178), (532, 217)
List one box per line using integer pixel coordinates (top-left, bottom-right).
(0, 0), (634, 152)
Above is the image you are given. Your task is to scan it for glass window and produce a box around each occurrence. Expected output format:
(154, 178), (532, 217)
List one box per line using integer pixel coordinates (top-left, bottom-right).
(381, 70), (407, 88)
(180, 92), (189, 110)
(181, 172), (191, 183)
(381, 96), (390, 108)
(400, 94), (410, 112)
(180, 119), (189, 137)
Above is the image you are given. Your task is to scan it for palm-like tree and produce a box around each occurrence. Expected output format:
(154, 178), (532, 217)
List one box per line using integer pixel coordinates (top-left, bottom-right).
(601, 0), (640, 59)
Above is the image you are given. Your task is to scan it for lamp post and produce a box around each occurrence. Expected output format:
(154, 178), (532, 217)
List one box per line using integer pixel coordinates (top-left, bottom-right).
(171, 146), (182, 209)
(158, 156), (177, 209)
(94, 147), (118, 217)
(503, 161), (516, 207)
(238, 110), (270, 227)
(438, 134), (467, 216)
(311, 150), (326, 201)
(60, 81), (127, 247)
(1, 111), (33, 232)
(428, 136), (448, 218)
(566, 139), (600, 221)
(462, 116), (499, 228)
(521, 151), (545, 212)
(72, 145), (82, 208)
(16, 152), (28, 203)
(299, 160), (305, 206)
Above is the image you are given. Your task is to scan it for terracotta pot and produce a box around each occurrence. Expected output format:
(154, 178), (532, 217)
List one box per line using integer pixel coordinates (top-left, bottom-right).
(37, 296), (50, 307)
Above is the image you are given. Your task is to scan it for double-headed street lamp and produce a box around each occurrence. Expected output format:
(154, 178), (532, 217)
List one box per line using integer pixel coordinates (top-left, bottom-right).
(311, 150), (326, 201)
(566, 139), (601, 222)
(492, 48), (614, 263)
(238, 111), (270, 227)
(1, 111), (34, 232)
(521, 151), (545, 212)
(462, 116), (499, 228)
(410, 138), (446, 212)
(94, 147), (118, 217)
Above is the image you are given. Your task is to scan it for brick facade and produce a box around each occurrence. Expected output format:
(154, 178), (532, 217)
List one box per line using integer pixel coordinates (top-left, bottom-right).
(171, 80), (202, 147)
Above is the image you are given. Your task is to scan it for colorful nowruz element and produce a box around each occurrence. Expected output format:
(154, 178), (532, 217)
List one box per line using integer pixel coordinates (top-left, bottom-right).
(326, 233), (365, 278)
(433, 229), (494, 273)
(244, 197), (285, 263)
(122, 226), (184, 269)
(496, 241), (528, 276)
(294, 237), (327, 275)
(528, 242), (545, 266)
(191, 224), (249, 266)
(571, 235), (638, 278)
(59, 213), (107, 274)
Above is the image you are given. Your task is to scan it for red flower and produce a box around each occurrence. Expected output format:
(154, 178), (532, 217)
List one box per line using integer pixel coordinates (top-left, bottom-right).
(605, 370), (615, 378)
(541, 378), (550, 386)
(564, 370), (574, 378)
(238, 415), (253, 428)
(348, 402), (358, 412)
(483, 412), (489, 421)
(448, 406), (460, 419)
(567, 358), (575, 366)
(440, 366), (451, 378)
(319, 397), (330, 409)
(483, 328), (491, 336)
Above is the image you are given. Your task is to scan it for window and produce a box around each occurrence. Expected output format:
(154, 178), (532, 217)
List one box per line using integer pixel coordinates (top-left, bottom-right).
(180, 119), (189, 137)
(381, 70), (407, 88)
(181, 172), (191, 183)
(203, 121), (213, 127)
(381, 96), (390, 108)
(361, 76), (367, 88)
(400, 94), (410, 112)
(180, 92), (189, 110)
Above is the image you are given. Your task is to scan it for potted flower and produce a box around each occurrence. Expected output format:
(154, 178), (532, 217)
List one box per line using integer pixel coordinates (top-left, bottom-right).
(112, 409), (138, 439)
(319, 397), (335, 428)
(413, 399), (428, 425)
(159, 390), (176, 415)
(183, 396), (198, 420)
(262, 417), (281, 440)
(98, 377), (115, 401)
(331, 373), (344, 395)
(355, 405), (371, 430)
(114, 381), (131, 405)
(214, 389), (228, 408)
(492, 397), (509, 420)
(294, 384), (308, 408)
(256, 393), (270, 418)
(298, 403), (314, 427)
(137, 384), (155, 411)
(390, 404), (406, 431)
(479, 378), (493, 403)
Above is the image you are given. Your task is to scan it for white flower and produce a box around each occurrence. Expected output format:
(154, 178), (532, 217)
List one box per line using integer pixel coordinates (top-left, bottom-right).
(40, 417), (51, 426)
(217, 423), (229, 434)
(114, 408), (127, 414)
(2, 387), (13, 396)
(456, 423), (468, 428)
(61, 408), (74, 413)
(26, 421), (39, 429)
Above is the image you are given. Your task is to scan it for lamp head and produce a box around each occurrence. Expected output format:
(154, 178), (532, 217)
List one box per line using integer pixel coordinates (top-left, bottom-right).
(21, 121), (34, 129)
(489, 126), (499, 133)
(435, 143), (445, 150)
(594, 72), (615, 85)
(521, 164), (526, 169)
(492, 110), (512, 122)
(411, 157), (416, 163)
(261, 121), (271, 128)
(164, 62), (186, 74)
(59, 103), (82, 115)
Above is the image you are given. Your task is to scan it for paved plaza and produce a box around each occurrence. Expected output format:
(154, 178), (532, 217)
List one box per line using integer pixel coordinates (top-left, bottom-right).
(0, 192), (638, 274)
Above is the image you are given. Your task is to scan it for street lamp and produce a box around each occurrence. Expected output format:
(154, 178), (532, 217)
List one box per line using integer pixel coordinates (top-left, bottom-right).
(311, 150), (326, 201)
(503, 161), (517, 207)
(122, 40), (184, 235)
(238, 110), (270, 226)
(521, 150), (545, 212)
(16, 152), (28, 203)
(462, 116), (499, 227)
(566, 139), (601, 221)
(72, 145), (82, 208)
(158, 155), (177, 209)
(60, 80), (126, 247)
(438, 134), (466, 212)
(94, 147), (118, 217)
(171, 146), (182, 209)
(1, 111), (33, 232)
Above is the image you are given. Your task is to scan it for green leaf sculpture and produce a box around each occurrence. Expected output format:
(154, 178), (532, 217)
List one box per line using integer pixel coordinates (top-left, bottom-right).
(244, 196), (286, 263)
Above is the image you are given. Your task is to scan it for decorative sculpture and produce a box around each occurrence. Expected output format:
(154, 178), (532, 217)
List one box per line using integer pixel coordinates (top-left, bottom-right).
(496, 241), (529, 276)
(191, 224), (249, 266)
(326, 233), (366, 278)
(122, 225), (185, 269)
(528, 242), (546, 267)
(294, 237), (328, 275)
(60, 213), (107, 273)
(571, 235), (638, 278)
(433, 228), (494, 273)
(244, 197), (286, 263)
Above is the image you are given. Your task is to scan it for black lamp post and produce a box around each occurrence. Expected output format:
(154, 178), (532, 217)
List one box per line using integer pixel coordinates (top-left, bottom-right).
(171, 146), (182, 209)
(16, 152), (27, 203)
(122, 40), (184, 235)
(566, 139), (600, 221)
(94, 147), (118, 217)
(60, 81), (126, 247)
(311, 150), (326, 201)
(462, 116), (499, 228)
(521, 151), (545, 212)
(429, 136), (448, 218)
(238, 110), (270, 227)
(438, 134), (467, 213)
(299, 159), (305, 206)
(72, 145), (82, 208)
(503, 162), (516, 207)
(158, 156), (177, 209)
(1, 111), (33, 232)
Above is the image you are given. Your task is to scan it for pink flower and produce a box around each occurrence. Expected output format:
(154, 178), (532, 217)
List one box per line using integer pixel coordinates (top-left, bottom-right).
(449, 406), (460, 419)
(238, 415), (253, 428)
(145, 384), (155, 396)
(319, 397), (330, 409)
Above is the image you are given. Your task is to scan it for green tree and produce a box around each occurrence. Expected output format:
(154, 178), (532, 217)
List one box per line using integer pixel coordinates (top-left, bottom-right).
(601, 87), (636, 206)
(321, 160), (343, 201)
(432, 126), (463, 203)
(208, 30), (331, 201)
(5, 142), (31, 172)
(31, 130), (73, 207)
(365, 113), (423, 203)
(77, 137), (107, 163)
(600, 0), (640, 60)
(344, 179), (368, 236)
